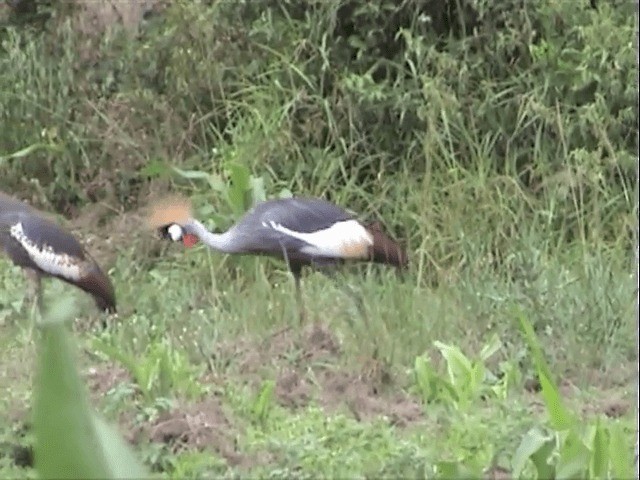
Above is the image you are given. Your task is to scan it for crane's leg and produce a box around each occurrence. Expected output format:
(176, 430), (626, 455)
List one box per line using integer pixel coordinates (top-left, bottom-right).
(23, 268), (42, 315)
(22, 268), (43, 331)
(290, 264), (306, 325)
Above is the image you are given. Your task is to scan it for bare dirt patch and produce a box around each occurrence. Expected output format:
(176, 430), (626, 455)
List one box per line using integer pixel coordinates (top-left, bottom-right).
(135, 397), (266, 469)
(217, 322), (425, 428)
(71, 0), (168, 37)
(85, 361), (132, 400)
(523, 367), (636, 420)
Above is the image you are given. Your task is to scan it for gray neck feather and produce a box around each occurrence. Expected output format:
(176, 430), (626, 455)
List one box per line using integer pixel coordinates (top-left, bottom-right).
(186, 219), (239, 253)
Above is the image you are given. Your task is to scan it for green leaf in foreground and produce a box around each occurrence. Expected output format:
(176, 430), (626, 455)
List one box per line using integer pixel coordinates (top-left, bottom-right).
(516, 308), (576, 430)
(33, 296), (149, 479)
(511, 426), (555, 479)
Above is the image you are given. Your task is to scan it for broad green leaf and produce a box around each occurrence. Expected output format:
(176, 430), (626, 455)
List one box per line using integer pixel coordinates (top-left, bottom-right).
(588, 420), (609, 478)
(469, 362), (486, 396)
(479, 333), (502, 362)
(539, 369), (575, 430)
(249, 175), (267, 205)
(516, 310), (553, 380)
(530, 438), (556, 480)
(414, 355), (435, 402)
(226, 162), (251, 191)
(206, 173), (226, 192)
(225, 162), (251, 216)
(34, 296), (149, 479)
(91, 415), (149, 479)
(209, 213), (229, 230)
(414, 354), (459, 405)
(516, 309), (575, 430)
(512, 427), (554, 478)
(608, 422), (634, 479)
(197, 203), (215, 218)
(433, 341), (472, 388)
(556, 431), (591, 479)
(278, 188), (293, 199)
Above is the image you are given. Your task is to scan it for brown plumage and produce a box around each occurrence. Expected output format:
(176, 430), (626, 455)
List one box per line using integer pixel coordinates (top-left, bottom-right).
(364, 221), (409, 269)
(0, 191), (116, 315)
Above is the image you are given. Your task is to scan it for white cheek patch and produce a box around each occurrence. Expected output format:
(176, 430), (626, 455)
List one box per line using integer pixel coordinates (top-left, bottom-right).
(167, 224), (183, 242)
(9, 222), (83, 281)
(263, 219), (374, 259)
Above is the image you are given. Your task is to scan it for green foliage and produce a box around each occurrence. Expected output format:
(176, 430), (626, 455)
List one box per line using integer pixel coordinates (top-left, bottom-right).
(409, 314), (635, 478)
(509, 313), (635, 479)
(412, 333), (518, 410)
(92, 335), (207, 404)
(0, 1), (636, 478)
(252, 379), (276, 425)
(170, 161), (292, 231)
(33, 295), (149, 479)
(1, 0), (635, 267)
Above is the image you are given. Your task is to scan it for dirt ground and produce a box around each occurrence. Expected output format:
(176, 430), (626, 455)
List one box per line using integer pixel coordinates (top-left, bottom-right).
(229, 322), (425, 426)
(81, 321), (425, 469)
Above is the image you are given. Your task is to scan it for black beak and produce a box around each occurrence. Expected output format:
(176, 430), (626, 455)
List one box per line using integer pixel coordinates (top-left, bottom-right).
(157, 225), (172, 240)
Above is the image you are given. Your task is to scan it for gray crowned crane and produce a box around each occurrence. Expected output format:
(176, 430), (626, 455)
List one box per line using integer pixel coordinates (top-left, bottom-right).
(147, 195), (408, 322)
(0, 191), (117, 317)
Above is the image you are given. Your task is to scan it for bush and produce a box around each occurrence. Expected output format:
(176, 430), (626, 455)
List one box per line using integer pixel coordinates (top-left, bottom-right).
(1, 0), (636, 276)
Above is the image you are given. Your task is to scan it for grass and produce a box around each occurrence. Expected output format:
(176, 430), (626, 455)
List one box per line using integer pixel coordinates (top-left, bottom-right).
(0, 1), (637, 477)
(0, 221), (636, 477)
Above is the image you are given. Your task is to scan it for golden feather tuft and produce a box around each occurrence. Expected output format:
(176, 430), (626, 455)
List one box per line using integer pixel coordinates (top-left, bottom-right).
(145, 195), (194, 229)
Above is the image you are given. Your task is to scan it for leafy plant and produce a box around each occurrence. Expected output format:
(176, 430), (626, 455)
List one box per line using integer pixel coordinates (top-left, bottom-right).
(91, 336), (206, 403)
(412, 333), (515, 410)
(33, 295), (149, 479)
(171, 161), (292, 230)
(252, 379), (276, 425)
(510, 310), (635, 479)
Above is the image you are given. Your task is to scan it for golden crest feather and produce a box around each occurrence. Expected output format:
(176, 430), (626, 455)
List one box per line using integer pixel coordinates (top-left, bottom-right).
(145, 195), (193, 229)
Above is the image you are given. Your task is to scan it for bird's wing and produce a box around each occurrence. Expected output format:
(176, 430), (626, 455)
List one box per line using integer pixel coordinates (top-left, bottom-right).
(252, 197), (355, 232)
(17, 213), (88, 259)
(236, 197), (373, 260)
(1, 203), (116, 312)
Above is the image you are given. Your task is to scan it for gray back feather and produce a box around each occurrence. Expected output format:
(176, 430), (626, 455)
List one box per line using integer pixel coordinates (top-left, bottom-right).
(227, 197), (356, 261)
(1, 210), (87, 259)
(1, 193), (87, 268)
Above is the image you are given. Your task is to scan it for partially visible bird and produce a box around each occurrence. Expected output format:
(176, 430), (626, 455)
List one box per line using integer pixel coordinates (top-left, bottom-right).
(0, 191), (117, 317)
(147, 194), (408, 322)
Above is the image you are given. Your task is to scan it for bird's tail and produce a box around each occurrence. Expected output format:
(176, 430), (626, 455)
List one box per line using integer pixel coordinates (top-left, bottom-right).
(364, 221), (409, 269)
(75, 260), (117, 313)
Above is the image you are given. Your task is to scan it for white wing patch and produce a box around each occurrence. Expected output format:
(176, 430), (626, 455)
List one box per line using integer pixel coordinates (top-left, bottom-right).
(263, 219), (373, 259)
(9, 222), (83, 281)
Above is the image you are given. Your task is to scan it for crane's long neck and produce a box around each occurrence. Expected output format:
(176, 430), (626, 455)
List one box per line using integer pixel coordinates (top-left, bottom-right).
(187, 219), (240, 253)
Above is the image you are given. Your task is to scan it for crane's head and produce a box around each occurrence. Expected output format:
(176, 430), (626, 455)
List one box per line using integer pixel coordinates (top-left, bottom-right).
(146, 195), (200, 248)
(159, 223), (199, 247)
